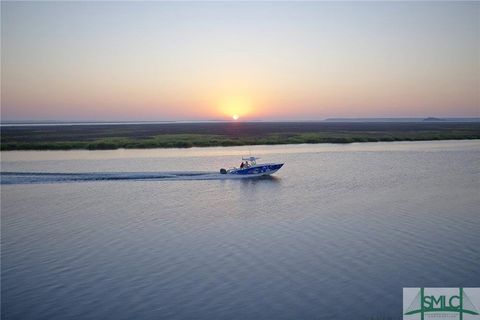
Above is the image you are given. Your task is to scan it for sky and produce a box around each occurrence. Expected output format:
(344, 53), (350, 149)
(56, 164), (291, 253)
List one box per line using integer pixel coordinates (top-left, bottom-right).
(1, 1), (479, 121)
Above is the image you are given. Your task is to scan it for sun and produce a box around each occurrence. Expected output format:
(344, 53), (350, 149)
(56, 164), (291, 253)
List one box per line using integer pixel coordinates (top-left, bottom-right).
(218, 96), (252, 120)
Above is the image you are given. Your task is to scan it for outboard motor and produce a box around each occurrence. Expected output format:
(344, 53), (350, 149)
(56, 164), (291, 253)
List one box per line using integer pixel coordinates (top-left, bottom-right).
(220, 168), (227, 174)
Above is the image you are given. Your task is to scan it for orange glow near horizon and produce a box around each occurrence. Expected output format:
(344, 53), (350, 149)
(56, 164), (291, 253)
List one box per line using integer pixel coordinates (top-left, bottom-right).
(218, 96), (254, 120)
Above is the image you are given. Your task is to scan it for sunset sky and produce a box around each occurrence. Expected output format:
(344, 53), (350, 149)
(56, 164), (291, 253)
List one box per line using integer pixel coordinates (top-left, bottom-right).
(1, 1), (479, 121)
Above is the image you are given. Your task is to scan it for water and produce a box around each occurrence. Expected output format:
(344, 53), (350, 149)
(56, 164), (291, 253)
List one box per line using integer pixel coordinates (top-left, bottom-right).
(0, 172), (231, 184)
(2, 141), (479, 320)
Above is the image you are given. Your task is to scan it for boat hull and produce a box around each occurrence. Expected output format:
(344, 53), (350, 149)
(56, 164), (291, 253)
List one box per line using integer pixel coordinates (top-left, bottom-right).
(228, 163), (284, 176)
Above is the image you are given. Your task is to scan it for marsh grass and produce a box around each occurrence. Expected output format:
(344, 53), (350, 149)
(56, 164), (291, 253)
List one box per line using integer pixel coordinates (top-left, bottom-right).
(2, 129), (479, 150)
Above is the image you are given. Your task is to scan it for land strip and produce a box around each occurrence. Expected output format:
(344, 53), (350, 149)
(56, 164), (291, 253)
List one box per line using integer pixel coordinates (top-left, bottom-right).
(1, 122), (479, 150)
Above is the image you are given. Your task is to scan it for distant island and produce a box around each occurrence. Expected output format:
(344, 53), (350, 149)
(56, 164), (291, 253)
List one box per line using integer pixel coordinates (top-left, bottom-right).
(423, 117), (445, 122)
(324, 117), (479, 122)
(1, 121), (479, 150)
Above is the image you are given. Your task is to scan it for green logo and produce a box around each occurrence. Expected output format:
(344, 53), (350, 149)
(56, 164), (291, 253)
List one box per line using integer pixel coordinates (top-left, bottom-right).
(404, 288), (480, 320)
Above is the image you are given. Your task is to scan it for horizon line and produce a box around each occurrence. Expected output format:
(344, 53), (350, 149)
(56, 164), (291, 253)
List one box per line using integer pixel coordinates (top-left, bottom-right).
(1, 117), (480, 125)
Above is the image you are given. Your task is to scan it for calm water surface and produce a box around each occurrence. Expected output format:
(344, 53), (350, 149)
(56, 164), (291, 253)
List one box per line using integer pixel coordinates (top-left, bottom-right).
(2, 141), (480, 319)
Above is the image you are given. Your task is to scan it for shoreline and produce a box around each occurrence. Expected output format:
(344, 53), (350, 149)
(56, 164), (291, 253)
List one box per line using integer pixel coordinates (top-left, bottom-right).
(2, 137), (479, 151)
(2, 122), (479, 151)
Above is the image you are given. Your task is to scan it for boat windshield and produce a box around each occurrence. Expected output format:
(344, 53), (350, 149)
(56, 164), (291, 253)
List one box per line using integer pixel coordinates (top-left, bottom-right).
(242, 157), (259, 166)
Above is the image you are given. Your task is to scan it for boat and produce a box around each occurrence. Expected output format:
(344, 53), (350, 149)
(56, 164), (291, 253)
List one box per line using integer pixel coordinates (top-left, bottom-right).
(220, 157), (284, 176)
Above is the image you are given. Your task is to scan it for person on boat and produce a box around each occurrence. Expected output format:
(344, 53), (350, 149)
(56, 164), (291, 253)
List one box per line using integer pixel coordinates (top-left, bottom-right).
(244, 161), (249, 168)
(240, 162), (244, 168)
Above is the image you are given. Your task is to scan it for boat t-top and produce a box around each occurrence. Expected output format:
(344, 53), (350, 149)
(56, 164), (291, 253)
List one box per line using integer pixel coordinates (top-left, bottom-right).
(220, 157), (284, 176)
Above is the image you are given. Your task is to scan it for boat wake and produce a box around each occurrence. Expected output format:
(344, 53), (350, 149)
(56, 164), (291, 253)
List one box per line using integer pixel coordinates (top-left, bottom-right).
(0, 171), (266, 185)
